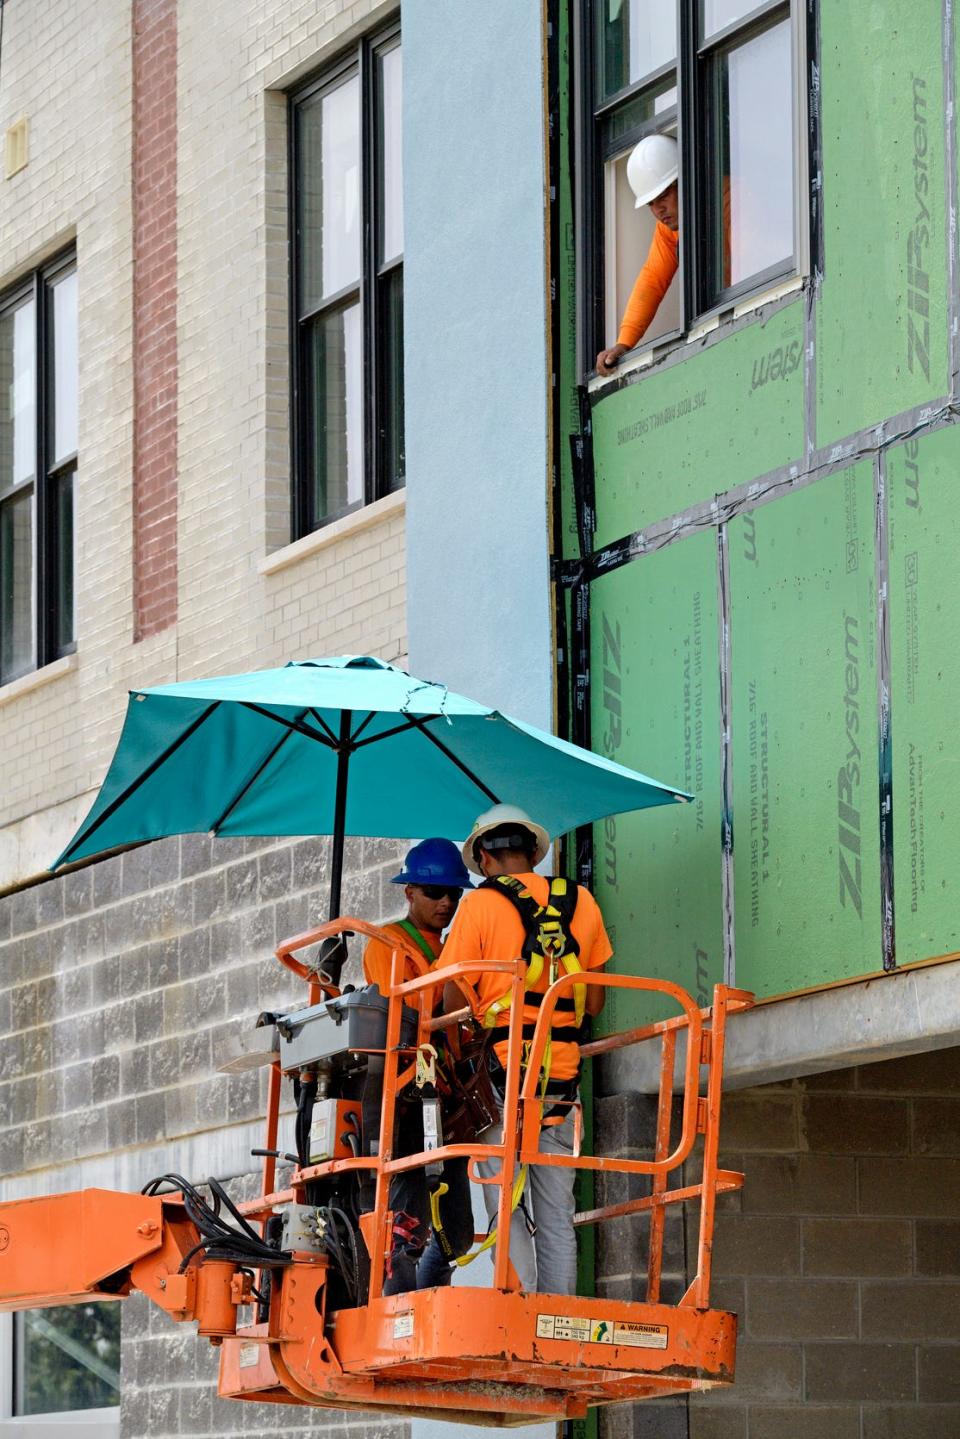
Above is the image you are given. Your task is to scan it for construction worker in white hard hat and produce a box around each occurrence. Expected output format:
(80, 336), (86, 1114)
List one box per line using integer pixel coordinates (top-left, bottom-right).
(432, 804), (613, 1294)
(597, 133), (680, 376)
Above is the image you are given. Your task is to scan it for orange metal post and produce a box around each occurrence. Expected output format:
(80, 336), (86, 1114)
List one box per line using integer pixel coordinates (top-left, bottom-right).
(646, 1027), (677, 1303)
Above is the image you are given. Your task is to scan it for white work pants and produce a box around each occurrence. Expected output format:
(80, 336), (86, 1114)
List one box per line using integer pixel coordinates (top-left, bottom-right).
(475, 1101), (578, 1295)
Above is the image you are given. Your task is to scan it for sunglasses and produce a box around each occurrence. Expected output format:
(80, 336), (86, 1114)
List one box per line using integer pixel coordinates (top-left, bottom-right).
(417, 885), (464, 901)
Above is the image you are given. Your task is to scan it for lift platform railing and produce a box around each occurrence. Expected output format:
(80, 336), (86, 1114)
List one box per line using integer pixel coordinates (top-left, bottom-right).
(253, 917), (753, 1311)
(0, 916), (754, 1424)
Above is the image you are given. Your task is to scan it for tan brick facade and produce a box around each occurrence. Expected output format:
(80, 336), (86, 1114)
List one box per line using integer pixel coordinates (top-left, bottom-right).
(133, 0), (179, 640)
(0, 0), (405, 888)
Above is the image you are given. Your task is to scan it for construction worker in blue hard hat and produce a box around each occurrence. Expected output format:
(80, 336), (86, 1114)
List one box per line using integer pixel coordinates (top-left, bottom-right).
(363, 837), (472, 992)
(362, 838), (475, 1294)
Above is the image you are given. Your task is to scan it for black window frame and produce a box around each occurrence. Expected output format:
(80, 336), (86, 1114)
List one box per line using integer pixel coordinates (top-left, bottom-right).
(289, 19), (403, 540)
(0, 248), (77, 687)
(577, 0), (804, 378)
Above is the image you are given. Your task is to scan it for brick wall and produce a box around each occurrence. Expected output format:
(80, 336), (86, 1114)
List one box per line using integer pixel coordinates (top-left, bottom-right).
(132, 0), (179, 640)
(0, 0), (406, 873)
(595, 1048), (960, 1438)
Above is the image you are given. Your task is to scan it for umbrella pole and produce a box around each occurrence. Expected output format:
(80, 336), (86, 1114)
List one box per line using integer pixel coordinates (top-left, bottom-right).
(317, 712), (352, 991)
(328, 710), (352, 920)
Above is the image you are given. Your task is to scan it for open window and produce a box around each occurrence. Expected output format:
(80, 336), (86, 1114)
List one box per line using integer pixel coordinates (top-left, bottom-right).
(579, 0), (806, 373)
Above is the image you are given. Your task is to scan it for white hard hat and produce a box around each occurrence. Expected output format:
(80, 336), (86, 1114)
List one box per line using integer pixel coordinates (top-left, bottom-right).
(461, 804), (551, 877)
(626, 134), (679, 209)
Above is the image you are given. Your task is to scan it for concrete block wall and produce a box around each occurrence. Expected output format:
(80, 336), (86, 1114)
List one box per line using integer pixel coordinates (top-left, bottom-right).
(0, 832), (409, 1433)
(119, 1287), (403, 1439)
(596, 1047), (960, 1438)
(0, 833), (407, 1189)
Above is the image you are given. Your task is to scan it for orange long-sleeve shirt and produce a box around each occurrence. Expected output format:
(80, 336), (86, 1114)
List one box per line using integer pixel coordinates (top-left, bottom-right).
(616, 222), (679, 349)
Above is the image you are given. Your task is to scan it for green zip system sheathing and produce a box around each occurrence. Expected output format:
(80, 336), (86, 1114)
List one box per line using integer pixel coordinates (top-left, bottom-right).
(590, 534), (723, 1028)
(816, 0), (948, 446)
(728, 464), (880, 994)
(591, 301), (804, 549)
(888, 426), (960, 964)
(555, 0), (960, 1011)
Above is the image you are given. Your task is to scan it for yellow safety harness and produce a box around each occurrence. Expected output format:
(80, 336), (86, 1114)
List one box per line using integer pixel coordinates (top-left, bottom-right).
(481, 875), (586, 1037)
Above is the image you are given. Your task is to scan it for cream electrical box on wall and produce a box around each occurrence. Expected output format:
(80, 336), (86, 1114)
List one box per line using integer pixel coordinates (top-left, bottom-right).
(4, 117), (28, 178)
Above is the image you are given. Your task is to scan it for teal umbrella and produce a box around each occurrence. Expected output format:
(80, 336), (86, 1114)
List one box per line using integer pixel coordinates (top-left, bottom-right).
(55, 656), (689, 920)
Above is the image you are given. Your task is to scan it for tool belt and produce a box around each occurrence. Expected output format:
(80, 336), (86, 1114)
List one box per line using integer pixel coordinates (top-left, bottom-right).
(437, 1028), (501, 1144)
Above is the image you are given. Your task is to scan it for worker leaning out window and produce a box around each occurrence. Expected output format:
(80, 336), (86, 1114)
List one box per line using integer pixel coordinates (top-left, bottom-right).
(597, 133), (680, 377)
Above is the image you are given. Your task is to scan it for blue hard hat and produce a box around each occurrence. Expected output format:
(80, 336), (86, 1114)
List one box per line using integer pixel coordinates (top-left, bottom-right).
(391, 837), (473, 889)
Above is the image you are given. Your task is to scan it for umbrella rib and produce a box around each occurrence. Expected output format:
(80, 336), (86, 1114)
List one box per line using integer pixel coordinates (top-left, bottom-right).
(352, 716), (420, 749)
(308, 709), (340, 746)
(405, 716), (501, 804)
(348, 710), (376, 744)
(208, 713), (308, 835)
(239, 703), (337, 747)
(58, 701), (222, 864)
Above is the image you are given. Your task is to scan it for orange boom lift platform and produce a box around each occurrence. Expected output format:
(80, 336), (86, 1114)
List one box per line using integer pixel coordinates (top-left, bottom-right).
(0, 918), (753, 1426)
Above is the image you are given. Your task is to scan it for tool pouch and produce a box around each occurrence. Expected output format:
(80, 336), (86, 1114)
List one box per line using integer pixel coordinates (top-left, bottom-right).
(441, 1030), (501, 1143)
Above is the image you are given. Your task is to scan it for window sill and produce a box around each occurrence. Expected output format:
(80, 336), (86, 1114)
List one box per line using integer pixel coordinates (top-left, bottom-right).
(0, 1412), (119, 1435)
(0, 652), (77, 708)
(259, 489), (406, 577)
(587, 274), (806, 394)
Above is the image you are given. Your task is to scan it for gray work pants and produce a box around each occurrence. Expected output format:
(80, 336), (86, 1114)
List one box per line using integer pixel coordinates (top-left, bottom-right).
(476, 1099), (578, 1294)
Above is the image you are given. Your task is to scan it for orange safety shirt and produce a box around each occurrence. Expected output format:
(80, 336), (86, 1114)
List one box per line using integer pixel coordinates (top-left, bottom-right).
(363, 920), (442, 996)
(436, 876), (613, 1082)
(616, 221), (679, 350)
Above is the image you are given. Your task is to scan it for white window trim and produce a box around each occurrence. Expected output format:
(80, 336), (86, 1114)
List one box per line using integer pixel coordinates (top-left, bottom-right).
(0, 1314), (120, 1437)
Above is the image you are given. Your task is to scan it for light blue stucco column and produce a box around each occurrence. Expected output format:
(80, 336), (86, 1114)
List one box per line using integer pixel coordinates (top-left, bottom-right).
(403, 1), (553, 733)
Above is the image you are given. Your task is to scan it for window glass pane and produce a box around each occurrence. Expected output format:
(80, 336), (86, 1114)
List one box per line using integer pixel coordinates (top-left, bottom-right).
(297, 74), (361, 312)
(49, 269), (78, 464)
(14, 1303), (120, 1415)
(601, 80), (677, 154)
(701, 1), (759, 42)
(1, 488), (34, 682)
(53, 467), (75, 651)
(379, 267), (404, 491)
(307, 301), (363, 521)
(597, 0), (676, 100)
(378, 44), (403, 266)
(712, 19), (794, 291)
(0, 298), (36, 494)
(604, 149), (680, 347)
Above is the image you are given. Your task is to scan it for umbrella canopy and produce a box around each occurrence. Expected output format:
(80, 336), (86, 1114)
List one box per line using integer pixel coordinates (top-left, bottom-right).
(55, 656), (689, 904)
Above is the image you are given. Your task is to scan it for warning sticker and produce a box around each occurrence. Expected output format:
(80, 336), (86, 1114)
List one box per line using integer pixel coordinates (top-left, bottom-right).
(393, 1312), (414, 1339)
(612, 1321), (669, 1350)
(536, 1314), (615, 1344)
(238, 1343), (260, 1370)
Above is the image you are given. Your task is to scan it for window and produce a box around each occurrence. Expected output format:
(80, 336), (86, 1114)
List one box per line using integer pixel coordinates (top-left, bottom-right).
(0, 252), (77, 685)
(290, 23), (403, 536)
(0, 1305), (120, 1435)
(581, 1), (803, 367)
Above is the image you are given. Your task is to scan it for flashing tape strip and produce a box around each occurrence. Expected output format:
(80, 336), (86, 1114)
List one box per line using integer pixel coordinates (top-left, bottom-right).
(804, 0), (824, 463)
(944, 0), (960, 392)
(717, 526), (736, 987)
(875, 450), (896, 971)
(555, 396), (959, 589)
